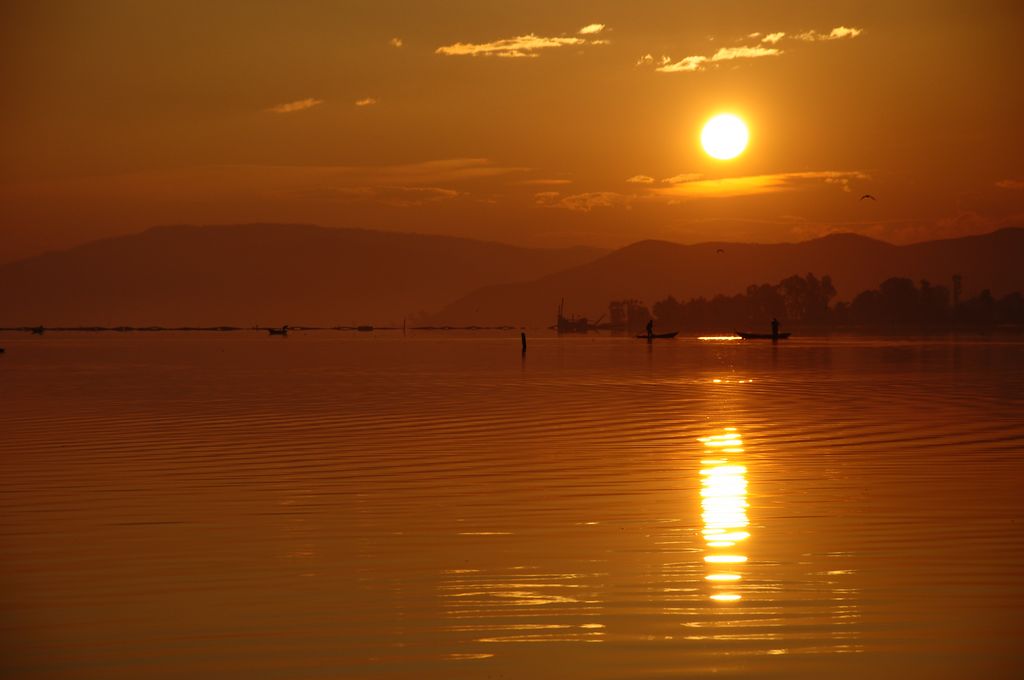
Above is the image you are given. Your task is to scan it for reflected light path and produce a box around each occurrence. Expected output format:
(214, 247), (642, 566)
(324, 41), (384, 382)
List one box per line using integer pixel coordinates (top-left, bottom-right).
(699, 428), (750, 602)
(439, 566), (606, 648)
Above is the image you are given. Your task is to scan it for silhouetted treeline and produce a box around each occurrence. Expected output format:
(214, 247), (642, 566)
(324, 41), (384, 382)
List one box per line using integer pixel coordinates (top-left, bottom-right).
(608, 299), (653, 332)
(835, 278), (1023, 327)
(635, 274), (1024, 331)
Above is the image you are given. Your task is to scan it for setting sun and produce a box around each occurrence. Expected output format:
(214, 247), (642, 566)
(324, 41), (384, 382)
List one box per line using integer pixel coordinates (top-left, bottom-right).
(701, 114), (749, 160)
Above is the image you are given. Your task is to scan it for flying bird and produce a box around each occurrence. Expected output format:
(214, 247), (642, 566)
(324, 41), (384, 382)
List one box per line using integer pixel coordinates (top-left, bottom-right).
(860, 194), (877, 201)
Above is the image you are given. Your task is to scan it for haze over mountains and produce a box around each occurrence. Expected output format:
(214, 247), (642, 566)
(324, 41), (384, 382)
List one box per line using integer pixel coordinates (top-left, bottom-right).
(0, 224), (602, 326)
(1, 223), (1021, 327)
(432, 228), (1024, 326)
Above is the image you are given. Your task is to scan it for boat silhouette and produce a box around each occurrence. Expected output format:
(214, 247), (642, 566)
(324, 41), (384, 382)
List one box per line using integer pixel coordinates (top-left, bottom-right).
(735, 330), (790, 340)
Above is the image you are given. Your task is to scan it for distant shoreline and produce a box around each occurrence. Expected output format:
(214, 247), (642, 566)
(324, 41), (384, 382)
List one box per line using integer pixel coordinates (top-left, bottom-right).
(2, 324), (1021, 335)
(0, 325), (519, 333)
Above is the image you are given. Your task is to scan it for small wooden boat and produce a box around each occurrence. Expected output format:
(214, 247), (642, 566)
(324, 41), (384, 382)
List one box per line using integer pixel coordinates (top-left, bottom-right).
(267, 325), (289, 336)
(636, 332), (679, 339)
(735, 331), (790, 340)
(556, 299), (591, 333)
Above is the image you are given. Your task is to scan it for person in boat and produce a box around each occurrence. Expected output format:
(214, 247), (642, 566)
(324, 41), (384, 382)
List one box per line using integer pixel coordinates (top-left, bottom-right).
(645, 319), (654, 339)
(771, 318), (779, 339)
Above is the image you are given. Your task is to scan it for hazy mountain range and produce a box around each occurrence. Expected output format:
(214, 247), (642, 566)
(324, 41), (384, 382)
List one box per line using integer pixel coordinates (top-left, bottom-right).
(429, 228), (1024, 326)
(0, 224), (602, 326)
(1, 223), (1021, 327)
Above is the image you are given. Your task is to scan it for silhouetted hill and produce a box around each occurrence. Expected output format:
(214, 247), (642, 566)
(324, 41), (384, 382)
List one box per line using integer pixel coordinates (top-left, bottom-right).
(0, 224), (604, 326)
(429, 228), (1024, 326)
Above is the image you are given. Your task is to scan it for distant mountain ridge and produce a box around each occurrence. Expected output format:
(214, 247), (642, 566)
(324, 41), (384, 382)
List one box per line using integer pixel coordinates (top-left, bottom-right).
(428, 227), (1024, 326)
(2, 224), (1021, 328)
(0, 223), (604, 326)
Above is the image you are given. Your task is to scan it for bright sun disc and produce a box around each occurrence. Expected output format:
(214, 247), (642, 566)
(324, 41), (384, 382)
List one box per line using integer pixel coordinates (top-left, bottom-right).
(701, 114), (748, 160)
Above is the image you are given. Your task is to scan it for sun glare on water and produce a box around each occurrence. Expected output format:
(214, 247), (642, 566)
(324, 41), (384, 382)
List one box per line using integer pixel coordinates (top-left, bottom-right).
(701, 114), (749, 160)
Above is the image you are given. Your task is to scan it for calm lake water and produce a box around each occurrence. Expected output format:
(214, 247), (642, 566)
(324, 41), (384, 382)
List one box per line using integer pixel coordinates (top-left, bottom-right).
(2, 332), (1023, 679)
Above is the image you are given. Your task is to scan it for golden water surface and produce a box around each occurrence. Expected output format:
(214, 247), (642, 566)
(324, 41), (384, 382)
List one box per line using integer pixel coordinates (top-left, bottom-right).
(2, 332), (1023, 678)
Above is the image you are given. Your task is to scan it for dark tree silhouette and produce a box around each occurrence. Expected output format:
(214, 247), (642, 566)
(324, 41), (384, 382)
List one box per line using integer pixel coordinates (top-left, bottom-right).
(642, 273), (1023, 331)
(608, 299), (652, 333)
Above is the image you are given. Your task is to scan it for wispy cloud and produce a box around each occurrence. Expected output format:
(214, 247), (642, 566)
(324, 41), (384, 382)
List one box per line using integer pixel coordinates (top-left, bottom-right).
(996, 178), (1024, 190)
(2, 159), (524, 216)
(436, 25), (610, 58)
(824, 176), (856, 192)
(661, 173), (702, 184)
(711, 45), (781, 61)
(654, 170), (869, 198)
(536, 190), (632, 211)
(241, 158), (523, 206)
(389, 37), (403, 48)
(246, 159), (525, 194)
(517, 178), (573, 186)
(354, 97), (378, 107)
(438, 34), (585, 58)
(796, 26), (862, 41)
(653, 44), (780, 73)
(376, 186), (460, 206)
(362, 158), (527, 184)
(437, 34), (583, 58)
(654, 55), (707, 73)
(535, 170), (861, 210)
(294, 185), (461, 206)
(642, 25), (861, 74)
(267, 98), (323, 114)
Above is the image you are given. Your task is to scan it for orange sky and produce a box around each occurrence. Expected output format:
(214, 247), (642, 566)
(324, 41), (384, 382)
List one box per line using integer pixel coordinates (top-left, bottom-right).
(2, 0), (1023, 262)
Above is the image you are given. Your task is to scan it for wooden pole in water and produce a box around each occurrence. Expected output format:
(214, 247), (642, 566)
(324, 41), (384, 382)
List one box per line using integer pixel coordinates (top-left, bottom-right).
(521, 331), (527, 353)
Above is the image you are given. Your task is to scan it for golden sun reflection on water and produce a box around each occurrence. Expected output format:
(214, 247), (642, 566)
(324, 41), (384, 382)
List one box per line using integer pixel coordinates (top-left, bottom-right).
(438, 566), (606, 647)
(699, 428), (750, 603)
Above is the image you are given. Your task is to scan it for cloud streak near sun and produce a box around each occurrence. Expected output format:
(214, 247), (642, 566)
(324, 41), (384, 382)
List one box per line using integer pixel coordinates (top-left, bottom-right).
(654, 170), (870, 198)
(267, 98), (323, 113)
(641, 45), (782, 73)
(641, 25), (862, 73)
(540, 170), (869, 212)
(436, 23), (608, 58)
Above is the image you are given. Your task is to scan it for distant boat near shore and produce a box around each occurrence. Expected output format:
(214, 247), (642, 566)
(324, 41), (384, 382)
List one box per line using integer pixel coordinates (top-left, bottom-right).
(555, 298), (605, 333)
(267, 325), (288, 336)
(635, 332), (679, 339)
(736, 331), (791, 340)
